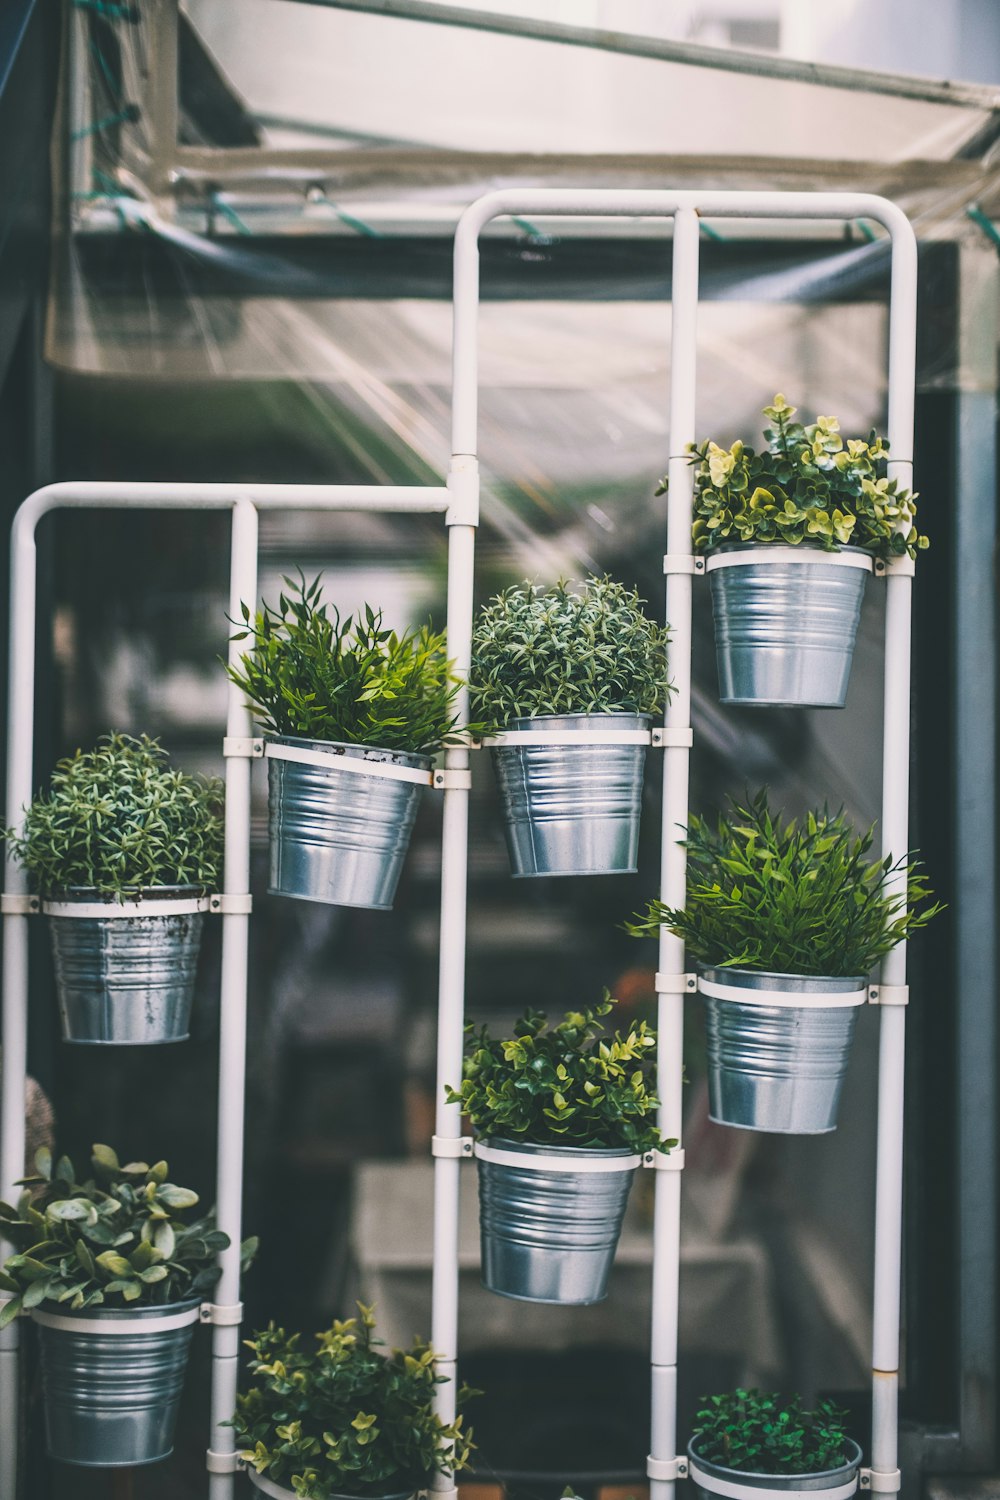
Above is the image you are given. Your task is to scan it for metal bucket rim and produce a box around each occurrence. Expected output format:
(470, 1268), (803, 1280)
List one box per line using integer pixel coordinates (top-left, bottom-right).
(504, 711), (652, 730)
(704, 543), (873, 573)
(32, 1296), (202, 1334)
(247, 1467), (416, 1500)
(268, 733), (433, 770)
(699, 966), (867, 996)
(477, 1137), (641, 1171)
(688, 1437), (863, 1491)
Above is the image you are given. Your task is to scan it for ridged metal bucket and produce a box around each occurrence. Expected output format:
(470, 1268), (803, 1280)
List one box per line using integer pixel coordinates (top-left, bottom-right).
(688, 1439), (863, 1500)
(705, 545), (873, 707)
(33, 1299), (200, 1467)
(490, 713), (650, 877)
(266, 736), (431, 910)
(475, 1138), (639, 1304)
(699, 967), (867, 1134)
(248, 1469), (413, 1500)
(45, 889), (207, 1046)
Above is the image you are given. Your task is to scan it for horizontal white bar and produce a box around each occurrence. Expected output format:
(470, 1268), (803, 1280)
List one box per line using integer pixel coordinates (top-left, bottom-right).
(698, 976), (866, 1008)
(43, 897), (209, 918)
(264, 740), (432, 786)
(705, 548), (873, 574)
(32, 1304), (201, 1334)
(473, 1141), (639, 1172)
(688, 1459), (858, 1500)
(484, 729), (651, 747)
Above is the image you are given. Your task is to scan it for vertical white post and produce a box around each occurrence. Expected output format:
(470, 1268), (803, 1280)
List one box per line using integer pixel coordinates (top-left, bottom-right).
(427, 215), (482, 1498)
(208, 498), (258, 1500)
(871, 210), (918, 1484)
(0, 505), (41, 1500)
(649, 206), (700, 1500)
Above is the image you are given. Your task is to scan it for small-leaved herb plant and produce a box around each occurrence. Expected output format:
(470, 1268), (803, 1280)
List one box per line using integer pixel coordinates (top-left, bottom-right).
(628, 790), (940, 977)
(233, 1303), (474, 1499)
(229, 574), (463, 754)
(0, 1144), (257, 1326)
(692, 1389), (852, 1476)
(659, 394), (927, 560)
(446, 994), (672, 1154)
(470, 575), (670, 730)
(6, 734), (223, 900)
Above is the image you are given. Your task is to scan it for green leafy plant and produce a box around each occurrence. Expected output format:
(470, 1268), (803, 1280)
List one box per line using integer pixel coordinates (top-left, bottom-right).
(658, 394), (927, 560)
(628, 790), (941, 977)
(0, 1145), (257, 1326)
(229, 574), (463, 754)
(470, 575), (671, 729)
(691, 1389), (852, 1475)
(233, 1303), (474, 1499)
(446, 994), (672, 1154)
(5, 734), (223, 900)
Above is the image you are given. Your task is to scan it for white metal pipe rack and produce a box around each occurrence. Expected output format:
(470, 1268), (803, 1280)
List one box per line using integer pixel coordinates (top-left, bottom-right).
(0, 187), (917, 1499)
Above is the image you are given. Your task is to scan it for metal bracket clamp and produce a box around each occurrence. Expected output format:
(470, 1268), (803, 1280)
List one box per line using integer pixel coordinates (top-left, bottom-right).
(663, 554), (705, 575)
(433, 768), (473, 791)
(1, 894), (39, 915)
(868, 984), (909, 1007)
(206, 1449), (245, 1474)
(647, 1455), (689, 1480)
(655, 972), (698, 995)
(446, 457), (480, 526)
(431, 1136), (473, 1159)
(200, 1301), (244, 1326)
(859, 1468), (902, 1492)
(643, 1148), (685, 1170)
(652, 727), (694, 748)
(208, 894), (253, 916)
(223, 736), (264, 758)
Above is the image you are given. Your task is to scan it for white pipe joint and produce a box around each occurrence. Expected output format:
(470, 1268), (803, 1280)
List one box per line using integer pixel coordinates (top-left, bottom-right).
(446, 457), (480, 527)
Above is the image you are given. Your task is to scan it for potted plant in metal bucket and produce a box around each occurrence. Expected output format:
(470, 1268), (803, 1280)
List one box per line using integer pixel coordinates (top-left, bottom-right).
(0, 1143), (256, 1468)
(629, 790), (940, 1134)
(232, 1303), (474, 1500)
(229, 575), (462, 910)
(471, 575), (670, 876)
(446, 994), (673, 1304)
(662, 394), (927, 707)
(688, 1389), (862, 1500)
(6, 734), (223, 1044)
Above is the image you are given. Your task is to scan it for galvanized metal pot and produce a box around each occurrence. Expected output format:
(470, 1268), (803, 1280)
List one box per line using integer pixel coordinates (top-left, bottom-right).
(44, 888), (208, 1046)
(266, 736), (432, 910)
(699, 967), (867, 1135)
(705, 544), (874, 707)
(688, 1438), (863, 1500)
(248, 1469), (413, 1500)
(32, 1299), (200, 1467)
(474, 1137), (639, 1304)
(489, 713), (650, 877)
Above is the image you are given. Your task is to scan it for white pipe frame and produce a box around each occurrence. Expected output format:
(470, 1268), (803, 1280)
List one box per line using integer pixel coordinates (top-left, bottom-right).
(0, 186), (916, 1499)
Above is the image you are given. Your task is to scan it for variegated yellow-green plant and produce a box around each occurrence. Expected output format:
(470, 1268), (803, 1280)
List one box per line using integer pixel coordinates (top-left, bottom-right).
(657, 394), (927, 560)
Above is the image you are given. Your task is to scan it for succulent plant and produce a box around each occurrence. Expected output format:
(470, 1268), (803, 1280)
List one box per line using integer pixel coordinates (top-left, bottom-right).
(446, 993), (672, 1155)
(6, 734), (223, 900)
(470, 575), (670, 729)
(662, 394), (927, 560)
(0, 1144), (257, 1326)
(229, 574), (463, 754)
(692, 1389), (852, 1476)
(628, 789), (941, 976)
(233, 1303), (474, 1499)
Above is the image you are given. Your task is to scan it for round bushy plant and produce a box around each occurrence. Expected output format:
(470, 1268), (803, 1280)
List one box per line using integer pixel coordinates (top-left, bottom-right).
(6, 733), (223, 900)
(660, 394), (927, 561)
(692, 1389), (852, 1476)
(446, 994), (672, 1154)
(470, 575), (670, 730)
(229, 574), (463, 754)
(628, 790), (940, 977)
(0, 1144), (256, 1326)
(233, 1303), (474, 1499)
